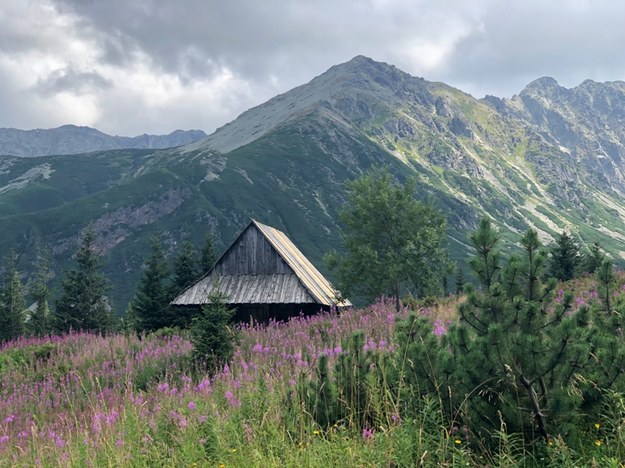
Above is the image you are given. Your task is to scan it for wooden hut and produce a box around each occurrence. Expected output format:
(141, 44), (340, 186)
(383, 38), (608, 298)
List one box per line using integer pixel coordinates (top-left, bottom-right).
(171, 219), (351, 322)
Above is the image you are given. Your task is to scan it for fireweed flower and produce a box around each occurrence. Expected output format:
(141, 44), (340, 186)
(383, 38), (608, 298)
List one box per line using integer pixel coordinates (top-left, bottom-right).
(224, 391), (240, 408)
(157, 382), (169, 393)
(187, 401), (197, 410)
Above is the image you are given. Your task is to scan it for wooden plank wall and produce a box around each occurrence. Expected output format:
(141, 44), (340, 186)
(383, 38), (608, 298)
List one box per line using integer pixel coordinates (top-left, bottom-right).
(213, 225), (292, 276)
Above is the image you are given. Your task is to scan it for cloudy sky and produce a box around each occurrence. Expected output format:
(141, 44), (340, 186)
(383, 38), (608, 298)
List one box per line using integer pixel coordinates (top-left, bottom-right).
(1, 0), (624, 136)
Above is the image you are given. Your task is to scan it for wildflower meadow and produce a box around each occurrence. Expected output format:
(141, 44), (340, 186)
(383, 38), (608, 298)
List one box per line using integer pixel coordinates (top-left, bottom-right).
(1, 277), (625, 467)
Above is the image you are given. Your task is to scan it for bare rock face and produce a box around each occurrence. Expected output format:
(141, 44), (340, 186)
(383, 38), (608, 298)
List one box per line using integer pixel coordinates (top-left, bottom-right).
(6, 56), (625, 311)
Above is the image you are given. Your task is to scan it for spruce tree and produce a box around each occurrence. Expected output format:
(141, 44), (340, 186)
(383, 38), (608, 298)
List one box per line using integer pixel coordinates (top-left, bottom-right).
(455, 267), (465, 296)
(190, 290), (235, 371)
(129, 236), (171, 332)
(28, 252), (53, 336)
(169, 238), (201, 328)
(0, 251), (26, 342)
(171, 239), (199, 297)
(597, 258), (616, 315)
(582, 241), (605, 274)
(549, 231), (581, 281)
(199, 233), (218, 275)
(55, 228), (113, 333)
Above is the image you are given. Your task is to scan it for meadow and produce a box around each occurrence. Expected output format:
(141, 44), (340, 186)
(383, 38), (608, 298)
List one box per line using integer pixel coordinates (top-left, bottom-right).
(1, 280), (625, 467)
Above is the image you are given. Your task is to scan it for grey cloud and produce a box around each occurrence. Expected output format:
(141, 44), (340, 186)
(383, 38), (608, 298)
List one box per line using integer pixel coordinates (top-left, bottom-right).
(35, 68), (114, 96)
(50, 0), (478, 88)
(3, 0), (625, 134)
(437, 0), (625, 97)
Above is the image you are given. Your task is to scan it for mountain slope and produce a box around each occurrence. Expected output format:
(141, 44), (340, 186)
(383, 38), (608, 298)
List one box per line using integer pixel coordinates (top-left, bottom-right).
(3, 56), (625, 310)
(0, 125), (207, 157)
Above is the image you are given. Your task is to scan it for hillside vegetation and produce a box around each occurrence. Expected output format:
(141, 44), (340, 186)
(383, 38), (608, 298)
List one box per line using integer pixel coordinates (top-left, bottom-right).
(4, 57), (625, 311)
(1, 270), (625, 466)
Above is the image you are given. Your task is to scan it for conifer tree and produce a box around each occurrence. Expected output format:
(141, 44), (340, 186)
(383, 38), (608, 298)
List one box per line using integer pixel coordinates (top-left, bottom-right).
(582, 241), (605, 274)
(455, 267), (466, 296)
(549, 231), (581, 281)
(55, 228), (113, 333)
(447, 218), (586, 442)
(597, 258), (616, 315)
(0, 251), (26, 342)
(170, 239), (199, 297)
(190, 290), (235, 371)
(129, 236), (171, 332)
(581, 258), (625, 410)
(169, 238), (201, 328)
(199, 233), (218, 275)
(28, 252), (53, 336)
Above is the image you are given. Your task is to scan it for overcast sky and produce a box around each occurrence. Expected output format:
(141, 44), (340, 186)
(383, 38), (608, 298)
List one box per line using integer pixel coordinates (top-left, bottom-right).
(1, 0), (624, 136)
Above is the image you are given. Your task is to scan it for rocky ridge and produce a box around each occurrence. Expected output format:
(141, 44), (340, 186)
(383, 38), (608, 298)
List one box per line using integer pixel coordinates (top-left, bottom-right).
(3, 56), (625, 309)
(0, 125), (207, 157)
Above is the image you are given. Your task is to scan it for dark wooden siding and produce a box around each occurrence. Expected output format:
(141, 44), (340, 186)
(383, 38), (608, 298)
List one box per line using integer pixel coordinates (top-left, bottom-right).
(212, 224), (291, 276)
(172, 273), (315, 305)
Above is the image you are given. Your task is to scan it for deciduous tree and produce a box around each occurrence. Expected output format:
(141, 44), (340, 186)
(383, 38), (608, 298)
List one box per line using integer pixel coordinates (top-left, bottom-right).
(326, 168), (449, 310)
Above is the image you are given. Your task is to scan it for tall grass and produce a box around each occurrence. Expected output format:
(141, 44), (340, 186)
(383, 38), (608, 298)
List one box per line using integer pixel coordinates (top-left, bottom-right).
(0, 289), (624, 466)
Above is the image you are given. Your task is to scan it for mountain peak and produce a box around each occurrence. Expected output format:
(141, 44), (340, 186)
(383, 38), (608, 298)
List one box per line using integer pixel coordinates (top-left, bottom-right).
(520, 76), (562, 94)
(200, 56), (428, 154)
(321, 55), (409, 85)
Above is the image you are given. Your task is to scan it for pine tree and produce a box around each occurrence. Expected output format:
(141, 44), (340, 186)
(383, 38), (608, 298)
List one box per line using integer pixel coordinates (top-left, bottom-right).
(447, 219), (586, 442)
(549, 231), (581, 281)
(129, 236), (171, 332)
(0, 251), (26, 342)
(28, 252), (53, 336)
(55, 228), (113, 333)
(581, 258), (625, 411)
(199, 233), (218, 275)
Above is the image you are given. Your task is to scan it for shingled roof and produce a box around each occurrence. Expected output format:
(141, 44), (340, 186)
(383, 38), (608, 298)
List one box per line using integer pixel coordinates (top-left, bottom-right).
(171, 219), (351, 308)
